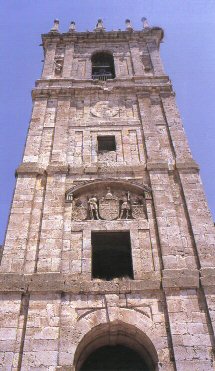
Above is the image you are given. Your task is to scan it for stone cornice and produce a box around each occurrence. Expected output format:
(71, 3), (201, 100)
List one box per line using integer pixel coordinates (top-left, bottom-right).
(162, 269), (200, 289)
(16, 161), (199, 176)
(34, 75), (170, 88)
(200, 268), (215, 287)
(0, 268), (210, 293)
(0, 272), (161, 293)
(46, 163), (69, 175)
(147, 162), (169, 171)
(147, 160), (199, 172)
(176, 160), (199, 171)
(16, 163), (46, 176)
(41, 27), (164, 49)
(32, 78), (173, 99)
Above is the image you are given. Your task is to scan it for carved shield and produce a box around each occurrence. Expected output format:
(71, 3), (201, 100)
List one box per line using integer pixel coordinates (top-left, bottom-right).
(132, 205), (146, 220)
(72, 205), (87, 221)
(99, 198), (119, 220)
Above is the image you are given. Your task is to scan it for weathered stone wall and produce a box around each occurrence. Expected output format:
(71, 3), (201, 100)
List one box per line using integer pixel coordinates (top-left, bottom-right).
(166, 288), (214, 371)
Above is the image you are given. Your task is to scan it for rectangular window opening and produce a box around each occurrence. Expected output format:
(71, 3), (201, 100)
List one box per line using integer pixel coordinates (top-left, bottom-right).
(92, 231), (134, 281)
(97, 136), (116, 152)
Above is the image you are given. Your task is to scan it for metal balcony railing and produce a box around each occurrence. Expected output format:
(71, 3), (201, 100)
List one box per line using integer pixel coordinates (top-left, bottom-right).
(92, 73), (113, 81)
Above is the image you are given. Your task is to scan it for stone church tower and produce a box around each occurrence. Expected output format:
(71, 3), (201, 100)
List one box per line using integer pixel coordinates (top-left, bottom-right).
(0, 18), (215, 371)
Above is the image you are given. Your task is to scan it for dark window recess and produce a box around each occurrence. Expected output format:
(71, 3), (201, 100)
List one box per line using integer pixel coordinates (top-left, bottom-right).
(92, 231), (134, 280)
(80, 345), (148, 371)
(97, 136), (116, 152)
(91, 52), (115, 80)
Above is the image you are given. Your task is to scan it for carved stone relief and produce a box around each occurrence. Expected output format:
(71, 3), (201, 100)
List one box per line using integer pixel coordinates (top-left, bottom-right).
(66, 179), (151, 196)
(69, 96), (138, 121)
(54, 57), (64, 76)
(99, 188), (119, 220)
(68, 186), (147, 221)
(71, 197), (88, 221)
(88, 195), (99, 220)
(91, 101), (119, 118)
(44, 108), (56, 127)
(131, 197), (147, 219)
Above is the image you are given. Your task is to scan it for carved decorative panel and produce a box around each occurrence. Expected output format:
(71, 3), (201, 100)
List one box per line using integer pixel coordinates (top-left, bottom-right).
(91, 101), (119, 118)
(66, 181), (149, 221)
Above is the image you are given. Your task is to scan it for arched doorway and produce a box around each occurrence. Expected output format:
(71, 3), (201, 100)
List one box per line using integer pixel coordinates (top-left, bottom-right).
(80, 344), (149, 370)
(74, 322), (158, 371)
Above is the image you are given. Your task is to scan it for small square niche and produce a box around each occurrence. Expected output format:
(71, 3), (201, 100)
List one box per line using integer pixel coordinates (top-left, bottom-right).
(97, 136), (116, 152)
(92, 231), (134, 280)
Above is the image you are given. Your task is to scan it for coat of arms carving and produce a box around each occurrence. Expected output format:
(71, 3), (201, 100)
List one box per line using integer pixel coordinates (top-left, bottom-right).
(67, 183), (149, 222)
(71, 198), (88, 221)
(99, 188), (119, 220)
(91, 101), (119, 118)
(131, 204), (146, 219)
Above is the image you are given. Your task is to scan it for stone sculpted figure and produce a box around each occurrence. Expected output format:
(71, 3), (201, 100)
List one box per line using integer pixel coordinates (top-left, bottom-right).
(88, 195), (99, 220)
(120, 192), (131, 219)
(54, 58), (63, 75)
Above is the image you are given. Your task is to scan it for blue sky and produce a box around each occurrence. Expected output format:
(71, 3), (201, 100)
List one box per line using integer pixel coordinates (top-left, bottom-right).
(1, 0), (215, 243)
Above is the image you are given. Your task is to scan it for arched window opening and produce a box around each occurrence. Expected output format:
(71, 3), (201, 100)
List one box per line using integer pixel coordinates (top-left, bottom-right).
(80, 345), (149, 371)
(74, 322), (158, 371)
(91, 52), (115, 81)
